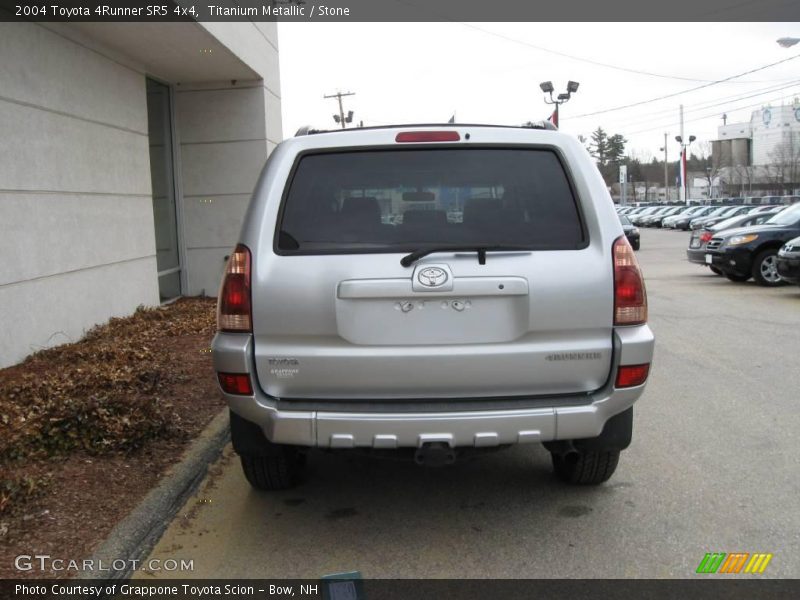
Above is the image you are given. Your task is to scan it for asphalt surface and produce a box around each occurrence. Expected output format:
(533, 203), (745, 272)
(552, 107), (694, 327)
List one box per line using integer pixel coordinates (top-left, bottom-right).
(140, 229), (800, 579)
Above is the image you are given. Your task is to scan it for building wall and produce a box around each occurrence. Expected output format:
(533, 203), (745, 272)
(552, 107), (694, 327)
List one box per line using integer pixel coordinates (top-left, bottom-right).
(176, 83), (277, 295)
(731, 138), (750, 167)
(0, 22), (159, 368)
(0, 21), (283, 368)
(175, 22), (283, 296)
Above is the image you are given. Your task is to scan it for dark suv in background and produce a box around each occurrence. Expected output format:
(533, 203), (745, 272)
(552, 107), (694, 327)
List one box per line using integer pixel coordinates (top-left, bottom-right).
(705, 204), (800, 285)
(687, 210), (782, 273)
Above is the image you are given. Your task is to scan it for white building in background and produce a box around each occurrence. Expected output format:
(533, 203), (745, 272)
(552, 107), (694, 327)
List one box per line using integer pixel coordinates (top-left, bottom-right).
(712, 102), (800, 196)
(750, 104), (800, 166)
(714, 103), (800, 168)
(0, 22), (282, 368)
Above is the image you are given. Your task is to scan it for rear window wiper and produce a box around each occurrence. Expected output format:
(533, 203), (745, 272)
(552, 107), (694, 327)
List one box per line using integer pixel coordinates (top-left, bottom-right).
(400, 245), (533, 267)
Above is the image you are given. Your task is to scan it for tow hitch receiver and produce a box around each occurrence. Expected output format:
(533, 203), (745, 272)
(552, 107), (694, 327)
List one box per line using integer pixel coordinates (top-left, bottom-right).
(414, 442), (456, 467)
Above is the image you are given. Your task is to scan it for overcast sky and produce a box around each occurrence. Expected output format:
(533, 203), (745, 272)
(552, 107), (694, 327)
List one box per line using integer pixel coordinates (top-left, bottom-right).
(278, 22), (800, 160)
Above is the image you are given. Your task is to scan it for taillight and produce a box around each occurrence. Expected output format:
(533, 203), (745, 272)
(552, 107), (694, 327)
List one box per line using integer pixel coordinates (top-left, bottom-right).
(615, 364), (650, 388)
(217, 373), (253, 395)
(613, 236), (647, 325)
(395, 131), (460, 143)
(700, 231), (713, 243)
(217, 244), (252, 332)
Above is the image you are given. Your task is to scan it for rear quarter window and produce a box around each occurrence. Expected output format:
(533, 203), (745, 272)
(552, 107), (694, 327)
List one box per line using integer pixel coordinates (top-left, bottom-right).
(276, 147), (586, 254)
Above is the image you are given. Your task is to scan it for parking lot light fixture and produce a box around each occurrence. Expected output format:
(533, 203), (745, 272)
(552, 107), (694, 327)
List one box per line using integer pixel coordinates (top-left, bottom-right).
(539, 80), (579, 127)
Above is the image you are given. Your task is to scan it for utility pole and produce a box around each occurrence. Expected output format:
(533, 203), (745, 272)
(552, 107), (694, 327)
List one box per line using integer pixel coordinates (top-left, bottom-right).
(675, 110), (696, 206)
(324, 91), (355, 129)
(660, 132), (669, 202)
(679, 104), (685, 204)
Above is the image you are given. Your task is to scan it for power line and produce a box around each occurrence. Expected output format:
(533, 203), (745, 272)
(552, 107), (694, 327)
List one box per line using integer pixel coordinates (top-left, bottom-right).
(570, 52), (800, 119)
(595, 80), (800, 129)
(458, 22), (799, 85)
(621, 91), (800, 136)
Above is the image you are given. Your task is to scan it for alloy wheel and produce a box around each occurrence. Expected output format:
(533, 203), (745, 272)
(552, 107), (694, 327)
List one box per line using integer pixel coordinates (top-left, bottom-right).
(760, 255), (782, 283)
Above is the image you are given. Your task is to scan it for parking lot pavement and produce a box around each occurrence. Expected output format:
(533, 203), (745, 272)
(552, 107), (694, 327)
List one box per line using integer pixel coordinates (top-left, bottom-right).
(139, 229), (800, 579)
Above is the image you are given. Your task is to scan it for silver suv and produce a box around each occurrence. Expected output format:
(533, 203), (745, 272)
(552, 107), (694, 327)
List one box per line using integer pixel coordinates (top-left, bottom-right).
(212, 124), (654, 489)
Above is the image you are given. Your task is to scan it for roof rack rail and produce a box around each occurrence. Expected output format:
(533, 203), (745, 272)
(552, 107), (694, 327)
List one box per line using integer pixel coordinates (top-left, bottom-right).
(294, 126), (321, 136)
(295, 122), (559, 136)
(522, 120), (558, 131)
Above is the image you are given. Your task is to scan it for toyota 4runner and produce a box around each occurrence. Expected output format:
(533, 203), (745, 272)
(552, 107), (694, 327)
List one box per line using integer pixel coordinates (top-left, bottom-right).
(212, 124), (655, 489)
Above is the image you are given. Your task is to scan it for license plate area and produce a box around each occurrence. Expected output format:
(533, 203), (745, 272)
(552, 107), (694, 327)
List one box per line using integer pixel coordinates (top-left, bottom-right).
(705, 254), (713, 264)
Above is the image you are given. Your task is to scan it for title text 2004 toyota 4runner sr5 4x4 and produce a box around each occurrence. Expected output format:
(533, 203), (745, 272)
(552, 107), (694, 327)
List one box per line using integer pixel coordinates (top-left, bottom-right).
(212, 124), (655, 489)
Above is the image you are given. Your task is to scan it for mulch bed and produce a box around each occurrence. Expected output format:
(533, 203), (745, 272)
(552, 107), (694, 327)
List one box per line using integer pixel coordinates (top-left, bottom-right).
(0, 298), (224, 579)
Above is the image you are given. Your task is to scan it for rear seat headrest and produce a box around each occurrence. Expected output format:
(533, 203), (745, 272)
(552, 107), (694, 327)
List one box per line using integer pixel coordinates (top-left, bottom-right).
(402, 209), (448, 226)
(341, 197), (380, 222)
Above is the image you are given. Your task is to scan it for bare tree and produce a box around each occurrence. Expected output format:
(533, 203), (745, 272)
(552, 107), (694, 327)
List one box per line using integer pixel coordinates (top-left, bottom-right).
(695, 141), (712, 161)
(767, 132), (800, 195)
(703, 165), (723, 199)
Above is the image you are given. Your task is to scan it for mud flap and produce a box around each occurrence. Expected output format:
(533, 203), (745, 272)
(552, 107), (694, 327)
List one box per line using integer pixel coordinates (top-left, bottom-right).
(545, 407), (633, 454)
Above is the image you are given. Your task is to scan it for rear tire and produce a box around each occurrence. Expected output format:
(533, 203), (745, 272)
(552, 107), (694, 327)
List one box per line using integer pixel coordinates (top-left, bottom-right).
(726, 273), (750, 282)
(551, 450), (620, 485)
(709, 266), (723, 275)
(631, 240), (640, 251)
(230, 410), (306, 490)
(751, 249), (784, 287)
(240, 452), (304, 491)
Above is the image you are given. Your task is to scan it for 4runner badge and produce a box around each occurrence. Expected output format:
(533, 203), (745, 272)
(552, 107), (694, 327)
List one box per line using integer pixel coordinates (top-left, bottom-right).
(417, 267), (448, 287)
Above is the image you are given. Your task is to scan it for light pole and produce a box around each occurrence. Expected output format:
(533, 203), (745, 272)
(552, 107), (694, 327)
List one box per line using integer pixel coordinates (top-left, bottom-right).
(659, 133), (669, 202)
(675, 134), (696, 204)
(539, 81), (579, 127)
(777, 37), (800, 48)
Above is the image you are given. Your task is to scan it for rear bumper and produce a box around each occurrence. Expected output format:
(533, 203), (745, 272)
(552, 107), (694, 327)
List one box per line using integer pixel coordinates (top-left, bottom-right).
(686, 247), (709, 265)
(212, 325), (654, 449)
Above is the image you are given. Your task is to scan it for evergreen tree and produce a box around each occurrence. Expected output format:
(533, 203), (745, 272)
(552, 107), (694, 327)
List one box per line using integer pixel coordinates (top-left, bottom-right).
(590, 128), (609, 165)
(607, 134), (627, 165)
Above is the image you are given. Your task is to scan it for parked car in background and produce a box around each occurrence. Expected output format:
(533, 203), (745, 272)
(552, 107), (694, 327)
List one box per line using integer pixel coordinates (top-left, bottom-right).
(663, 205), (707, 229)
(630, 206), (663, 225)
(619, 215), (640, 250)
(689, 206), (738, 230)
(637, 206), (670, 227)
(672, 205), (718, 230)
(776, 236), (800, 285)
(686, 211), (781, 272)
(693, 205), (755, 229)
(747, 204), (781, 215)
(643, 206), (684, 228)
(705, 203), (800, 285)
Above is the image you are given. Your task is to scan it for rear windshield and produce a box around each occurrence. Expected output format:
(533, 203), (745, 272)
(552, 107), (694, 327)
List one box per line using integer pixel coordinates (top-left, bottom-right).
(276, 148), (585, 254)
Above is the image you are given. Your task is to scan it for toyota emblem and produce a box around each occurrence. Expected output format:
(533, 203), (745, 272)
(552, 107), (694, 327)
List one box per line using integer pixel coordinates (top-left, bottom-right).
(418, 267), (448, 287)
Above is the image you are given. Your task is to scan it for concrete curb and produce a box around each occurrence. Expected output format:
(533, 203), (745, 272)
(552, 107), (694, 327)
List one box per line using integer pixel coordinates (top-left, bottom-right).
(77, 408), (230, 581)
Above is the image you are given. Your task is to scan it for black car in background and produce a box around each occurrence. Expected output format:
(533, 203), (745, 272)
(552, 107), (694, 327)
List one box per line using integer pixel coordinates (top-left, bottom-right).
(776, 236), (800, 285)
(705, 203), (800, 285)
(672, 205), (718, 230)
(619, 215), (640, 250)
(687, 210), (781, 272)
(645, 206), (684, 228)
(692, 205), (755, 229)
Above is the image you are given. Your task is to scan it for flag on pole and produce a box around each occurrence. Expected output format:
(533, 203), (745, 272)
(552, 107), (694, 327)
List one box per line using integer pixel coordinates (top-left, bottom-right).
(547, 109), (558, 128)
